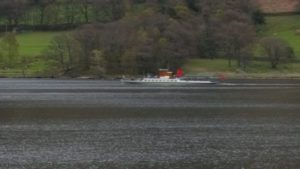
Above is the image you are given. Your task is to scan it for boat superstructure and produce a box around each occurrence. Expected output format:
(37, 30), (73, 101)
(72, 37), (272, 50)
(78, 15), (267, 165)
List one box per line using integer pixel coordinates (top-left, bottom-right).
(121, 69), (217, 85)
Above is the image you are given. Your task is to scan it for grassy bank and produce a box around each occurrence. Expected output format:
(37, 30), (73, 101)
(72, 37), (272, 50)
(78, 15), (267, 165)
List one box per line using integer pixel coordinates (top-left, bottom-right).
(0, 31), (66, 77)
(17, 31), (67, 56)
(261, 15), (300, 57)
(183, 59), (300, 79)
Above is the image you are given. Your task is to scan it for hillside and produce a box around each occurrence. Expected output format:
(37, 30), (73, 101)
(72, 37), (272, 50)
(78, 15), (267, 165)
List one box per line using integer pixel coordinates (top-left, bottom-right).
(6, 14), (300, 78)
(1, 1), (300, 78)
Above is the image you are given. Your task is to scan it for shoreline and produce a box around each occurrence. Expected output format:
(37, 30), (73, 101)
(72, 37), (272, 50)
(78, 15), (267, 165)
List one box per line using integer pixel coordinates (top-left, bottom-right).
(1, 73), (300, 80)
(221, 73), (300, 80)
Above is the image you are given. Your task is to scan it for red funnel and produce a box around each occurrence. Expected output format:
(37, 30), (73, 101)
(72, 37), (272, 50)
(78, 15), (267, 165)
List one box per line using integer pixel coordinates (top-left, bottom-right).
(176, 68), (184, 77)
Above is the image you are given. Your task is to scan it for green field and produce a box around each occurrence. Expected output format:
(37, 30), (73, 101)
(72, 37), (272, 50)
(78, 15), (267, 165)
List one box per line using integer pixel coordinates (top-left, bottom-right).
(0, 31), (66, 77)
(183, 59), (235, 73)
(16, 31), (67, 56)
(261, 15), (300, 57)
(184, 58), (300, 75)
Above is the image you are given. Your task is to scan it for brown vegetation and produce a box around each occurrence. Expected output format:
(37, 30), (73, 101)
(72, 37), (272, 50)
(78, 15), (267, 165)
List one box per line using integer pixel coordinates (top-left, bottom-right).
(254, 0), (300, 13)
(41, 0), (260, 76)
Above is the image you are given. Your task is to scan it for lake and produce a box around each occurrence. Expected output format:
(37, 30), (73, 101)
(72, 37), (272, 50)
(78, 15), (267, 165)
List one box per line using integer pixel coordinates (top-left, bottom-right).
(0, 79), (299, 169)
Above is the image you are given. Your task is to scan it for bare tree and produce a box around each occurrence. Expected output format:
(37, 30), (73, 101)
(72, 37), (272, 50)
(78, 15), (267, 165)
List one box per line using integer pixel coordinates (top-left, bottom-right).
(219, 9), (256, 69)
(220, 22), (255, 68)
(46, 33), (82, 74)
(260, 37), (294, 69)
(74, 24), (101, 70)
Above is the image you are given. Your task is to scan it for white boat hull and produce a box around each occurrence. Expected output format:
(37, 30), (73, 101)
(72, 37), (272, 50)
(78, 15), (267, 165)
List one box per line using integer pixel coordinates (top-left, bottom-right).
(121, 78), (217, 85)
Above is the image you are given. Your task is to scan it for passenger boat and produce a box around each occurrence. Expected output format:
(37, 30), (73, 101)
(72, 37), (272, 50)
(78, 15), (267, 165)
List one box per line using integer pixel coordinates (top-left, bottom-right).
(121, 69), (217, 85)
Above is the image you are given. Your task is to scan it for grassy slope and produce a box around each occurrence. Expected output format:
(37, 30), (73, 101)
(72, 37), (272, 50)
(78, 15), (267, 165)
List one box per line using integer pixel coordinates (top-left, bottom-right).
(261, 15), (300, 57)
(0, 31), (65, 77)
(17, 31), (66, 56)
(184, 58), (300, 75)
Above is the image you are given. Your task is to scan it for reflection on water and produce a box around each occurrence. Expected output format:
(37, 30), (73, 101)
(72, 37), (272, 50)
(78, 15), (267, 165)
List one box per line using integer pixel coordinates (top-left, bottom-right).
(0, 79), (299, 169)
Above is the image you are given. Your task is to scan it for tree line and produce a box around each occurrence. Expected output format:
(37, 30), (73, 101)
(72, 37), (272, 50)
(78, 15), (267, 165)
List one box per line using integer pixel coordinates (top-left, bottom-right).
(0, 0), (135, 27)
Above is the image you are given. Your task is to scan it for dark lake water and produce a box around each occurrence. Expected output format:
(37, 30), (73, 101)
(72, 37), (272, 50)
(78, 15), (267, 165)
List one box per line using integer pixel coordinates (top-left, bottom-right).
(0, 79), (299, 169)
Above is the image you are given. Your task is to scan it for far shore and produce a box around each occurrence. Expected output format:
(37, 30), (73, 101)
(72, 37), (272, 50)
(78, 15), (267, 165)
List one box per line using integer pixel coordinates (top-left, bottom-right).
(1, 72), (300, 80)
(219, 73), (300, 80)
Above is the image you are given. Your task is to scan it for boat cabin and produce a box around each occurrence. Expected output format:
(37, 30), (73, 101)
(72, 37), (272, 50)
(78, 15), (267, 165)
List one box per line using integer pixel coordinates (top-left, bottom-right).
(159, 69), (173, 79)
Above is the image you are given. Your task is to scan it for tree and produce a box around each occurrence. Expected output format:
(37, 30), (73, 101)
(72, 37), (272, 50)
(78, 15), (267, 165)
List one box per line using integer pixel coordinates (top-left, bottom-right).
(1, 32), (19, 67)
(260, 37), (294, 69)
(90, 49), (106, 76)
(252, 9), (265, 25)
(64, 0), (77, 25)
(200, 8), (219, 59)
(221, 22), (255, 68)
(99, 22), (132, 74)
(93, 0), (126, 22)
(220, 10), (256, 69)
(45, 33), (82, 75)
(32, 0), (56, 25)
(185, 0), (200, 12)
(74, 24), (101, 71)
(159, 20), (193, 70)
(19, 55), (34, 77)
(0, 0), (30, 26)
(75, 0), (91, 23)
(46, 35), (68, 73)
(121, 29), (150, 75)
